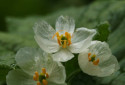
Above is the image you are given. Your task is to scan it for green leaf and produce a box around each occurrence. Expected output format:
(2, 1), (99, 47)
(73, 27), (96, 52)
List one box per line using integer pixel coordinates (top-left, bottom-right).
(0, 65), (11, 81)
(68, 72), (96, 85)
(0, 54), (15, 81)
(93, 21), (110, 42)
(111, 73), (125, 85)
(63, 54), (80, 82)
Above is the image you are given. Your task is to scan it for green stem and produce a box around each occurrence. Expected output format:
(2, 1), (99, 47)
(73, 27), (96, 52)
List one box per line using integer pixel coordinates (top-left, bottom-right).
(66, 69), (81, 83)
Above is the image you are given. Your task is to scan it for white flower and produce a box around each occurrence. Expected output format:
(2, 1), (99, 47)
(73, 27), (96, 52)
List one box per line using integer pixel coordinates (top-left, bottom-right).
(33, 16), (96, 62)
(78, 41), (120, 77)
(6, 47), (66, 85)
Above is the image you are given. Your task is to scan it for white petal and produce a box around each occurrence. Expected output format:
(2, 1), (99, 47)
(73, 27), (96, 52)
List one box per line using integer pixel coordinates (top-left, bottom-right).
(52, 49), (74, 62)
(33, 20), (56, 41)
(71, 27), (96, 43)
(15, 48), (67, 84)
(89, 41), (112, 63)
(48, 81), (67, 85)
(68, 28), (96, 53)
(78, 49), (102, 76)
(6, 69), (35, 85)
(56, 16), (75, 35)
(78, 44), (119, 77)
(15, 47), (45, 75)
(46, 60), (66, 84)
(98, 55), (120, 77)
(68, 37), (92, 53)
(35, 35), (60, 53)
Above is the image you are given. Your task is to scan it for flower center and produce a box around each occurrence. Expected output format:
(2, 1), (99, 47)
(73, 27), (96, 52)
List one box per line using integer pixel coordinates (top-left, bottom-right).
(88, 53), (99, 65)
(33, 68), (49, 85)
(52, 30), (72, 48)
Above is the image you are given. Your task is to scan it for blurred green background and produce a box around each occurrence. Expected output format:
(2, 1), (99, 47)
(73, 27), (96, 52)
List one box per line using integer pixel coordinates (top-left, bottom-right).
(0, 0), (125, 85)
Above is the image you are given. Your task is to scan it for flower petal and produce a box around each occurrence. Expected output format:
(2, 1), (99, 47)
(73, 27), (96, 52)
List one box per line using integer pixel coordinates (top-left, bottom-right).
(71, 27), (96, 43)
(46, 60), (66, 84)
(78, 42), (119, 77)
(35, 35), (60, 53)
(6, 69), (35, 85)
(15, 47), (45, 75)
(48, 81), (67, 85)
(52, 49), (74, 62)
(56, 16), (75, 35)
(78, 49), (102, 76)
(68, 37), (92, 53)
(33, 20), (56, 41)
(89, 41), (112, 62)
(98, 55), (120, 77)
(69, 28), (96, 53)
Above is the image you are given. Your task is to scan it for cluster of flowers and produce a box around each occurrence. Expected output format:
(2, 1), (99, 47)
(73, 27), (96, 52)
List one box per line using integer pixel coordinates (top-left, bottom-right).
(6, 16), (119, 85)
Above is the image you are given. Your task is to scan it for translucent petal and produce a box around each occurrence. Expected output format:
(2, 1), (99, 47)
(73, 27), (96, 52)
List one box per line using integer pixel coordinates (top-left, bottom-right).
(48, 81), (67, 85)
(78, 45), (119, 77)
(46, 60), (66, 84)
(71, 27), (96, 43)
(6, 69), (35, 85)
(52, 49), (74, 62)
(98, 55), (120, 77)
(78, 49), (102, 76)
(68, 28), (96, 53)
(68, 37), (92, 53)
(33, 20), (56, 41)
(15, 47), (66, 84)
(56, 16), (75, 35)
(89, 41), (112, 63)
(15, 47), (45, 75)
(35, 35), (60, 53)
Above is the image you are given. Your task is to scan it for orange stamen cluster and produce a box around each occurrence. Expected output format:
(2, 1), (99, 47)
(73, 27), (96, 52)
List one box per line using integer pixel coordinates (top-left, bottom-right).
(52, 31), (72, 48)
(33, 68), (49, 85)
(88, 53), (99, 65)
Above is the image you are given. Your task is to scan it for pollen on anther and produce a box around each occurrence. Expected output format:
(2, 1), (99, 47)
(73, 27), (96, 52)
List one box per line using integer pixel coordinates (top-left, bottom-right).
(88, 56), (91, 61)
(42, 68), (46, 74)
(37, 82), (41, 85)
(42, 79), (48, 85)
(33, 75), (37, 81)
(93, 59), (99, 65)
(88, 53), (91, 57)
(63, 40), (67, 48)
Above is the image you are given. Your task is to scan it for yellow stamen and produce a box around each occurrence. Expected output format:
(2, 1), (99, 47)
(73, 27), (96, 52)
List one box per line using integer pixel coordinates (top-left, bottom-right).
(88, 56), (91, 61)
(92, 54), (96, 58)
(52, 30), (64, 39)
(42, 68), (46, 74)
(88, 53), (100, 65)
(68, 33), (72, 46)
(63, 40), (67, 48)
(37, 82), (41, 85)
(60, 34), (63, 38)
(65, 32), (68, 38)
(93, 59), (99, 65)
(57, 37), (61, 46)
(68, 33), (71, 39)
(52, 31), (72, 48)
(33, 75), (37, 81)
(68, 40), (72, 46)
(33, 68), (49, 85)
(88, 53), (91, 57)
(42, 79), (48, 85)
(46, 73), (49, 78)
(35, 71), (39, 81)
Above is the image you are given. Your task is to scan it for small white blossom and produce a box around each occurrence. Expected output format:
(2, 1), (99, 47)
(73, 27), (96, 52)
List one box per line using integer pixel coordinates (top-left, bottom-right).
(78, 41), (120, 77)
(6, 47), (66, 85)
(33, 16), (96, 62)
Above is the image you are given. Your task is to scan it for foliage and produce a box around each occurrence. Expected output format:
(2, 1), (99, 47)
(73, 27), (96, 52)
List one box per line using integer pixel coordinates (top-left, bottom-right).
(0, 1), (125, 85)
